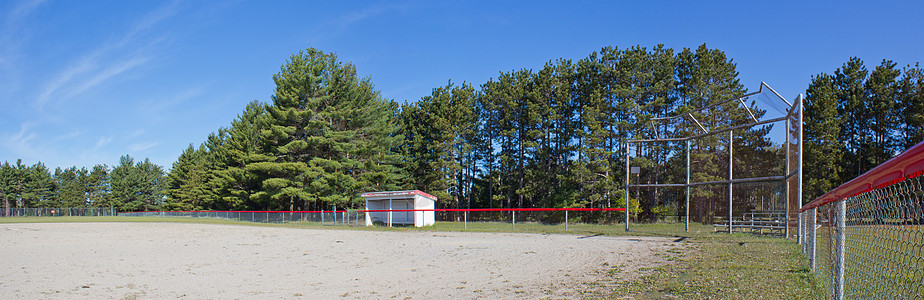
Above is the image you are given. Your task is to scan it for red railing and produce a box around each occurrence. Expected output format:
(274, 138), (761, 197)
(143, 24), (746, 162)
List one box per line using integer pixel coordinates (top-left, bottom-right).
(801, 140), (924, 212)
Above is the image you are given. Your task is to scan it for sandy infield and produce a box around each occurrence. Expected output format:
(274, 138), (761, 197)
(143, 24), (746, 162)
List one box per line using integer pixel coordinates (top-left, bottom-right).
(0, 222), (679, 299)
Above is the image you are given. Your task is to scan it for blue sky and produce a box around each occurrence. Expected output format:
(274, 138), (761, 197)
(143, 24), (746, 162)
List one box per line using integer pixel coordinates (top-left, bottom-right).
(2, 0), (923, 171)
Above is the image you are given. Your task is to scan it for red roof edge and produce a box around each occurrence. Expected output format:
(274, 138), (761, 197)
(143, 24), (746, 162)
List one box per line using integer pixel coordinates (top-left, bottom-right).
(360, 190), (438, 201)
(801, 140), (924, 212)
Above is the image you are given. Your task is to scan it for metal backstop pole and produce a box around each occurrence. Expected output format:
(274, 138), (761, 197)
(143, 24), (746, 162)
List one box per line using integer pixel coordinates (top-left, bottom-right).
(728, 130), (734, 233)
(625, 142), (630, 232)
(685, 139), (690, 232)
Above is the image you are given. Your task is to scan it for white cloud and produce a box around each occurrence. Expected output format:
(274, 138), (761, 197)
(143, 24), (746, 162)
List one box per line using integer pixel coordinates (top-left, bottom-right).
(32, 1), (180, 109)
(35, 58), (96, 107)
(8, 0), (47, 21)
(1, 122), (50, 165)
(129, 129), (146, 138)
(63, 56), (150, 100)
(128, 142), (159, 153)
(94, 136), (113, 150)
(55, 129), (84, 141)
(0, 0), (48, 95)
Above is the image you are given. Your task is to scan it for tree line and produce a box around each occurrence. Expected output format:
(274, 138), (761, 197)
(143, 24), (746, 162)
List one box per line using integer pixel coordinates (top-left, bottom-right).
(803, 58), (924, 201)
(163, 45), (781, 223)
(0, 155), (165, 211)
(4, 47), (920, 218)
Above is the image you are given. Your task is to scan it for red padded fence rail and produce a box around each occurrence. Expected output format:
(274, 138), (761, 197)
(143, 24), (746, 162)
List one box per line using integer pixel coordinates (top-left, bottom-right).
(359, 208), (626, 213)
(801, 140), (924, 212)
(128, 210), (349, 214)
(126, 208), (625, 214)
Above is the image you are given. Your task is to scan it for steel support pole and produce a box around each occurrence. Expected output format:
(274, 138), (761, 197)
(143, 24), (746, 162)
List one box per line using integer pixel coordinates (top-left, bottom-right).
(685, 139), (690, 232)
(728, 130), (734, 233)
(834, 199), (846, 300)
(565, 210), (568, 230)
(798, 212), (804, 246)
(809, 207), (816, 272)
(625, 142), (630, 232)
(785, 117), (791, 238)
(512, 211), (516, 229)
(797, 95), (804, 239)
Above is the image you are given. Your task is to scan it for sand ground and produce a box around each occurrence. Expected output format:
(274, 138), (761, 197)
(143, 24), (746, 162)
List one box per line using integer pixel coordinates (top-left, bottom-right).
(0, 222), (681, 299)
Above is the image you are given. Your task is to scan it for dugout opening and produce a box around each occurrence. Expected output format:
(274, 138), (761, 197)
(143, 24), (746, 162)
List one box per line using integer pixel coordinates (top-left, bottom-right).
(362, 190), (437, 227)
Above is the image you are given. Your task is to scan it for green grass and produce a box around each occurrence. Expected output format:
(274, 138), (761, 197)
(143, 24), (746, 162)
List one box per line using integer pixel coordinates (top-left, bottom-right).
(613, 232), (826, 299)
(0, 216), (825, 299)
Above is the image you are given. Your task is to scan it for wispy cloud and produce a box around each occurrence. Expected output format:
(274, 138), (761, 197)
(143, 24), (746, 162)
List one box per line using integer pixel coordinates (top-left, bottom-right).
(94, 136), (113, 150)
(8, 122), (37, 146)
(33, 1), (181, 109)
(306, 3), (410, 44)
(8, 0), (47, 21)
(128, 142), (159, 153)
(0, 0), (48, 94)
(340, 5), (391, 27)
(55, 129), (84, 141)
(1, 122), (47, 164)
(129, 129), (146, 138)
(63, 56), (150, 100)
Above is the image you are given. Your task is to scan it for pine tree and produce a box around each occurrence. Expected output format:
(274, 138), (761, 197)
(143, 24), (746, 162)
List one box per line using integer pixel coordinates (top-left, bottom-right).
(86, 164), (111, 208)
(208, 100), (267, 210)
(53, 166), (88, 207)
(0, 162), (18, 214)
(803, 73), (843, 202)
(899, 64), (924, 150)
(111, 155), (165, 212)
(834, 57), (869, 179)
(250, 48), (405, 211)
(865, 59), (901, 165)
(21, 162), (54, 208)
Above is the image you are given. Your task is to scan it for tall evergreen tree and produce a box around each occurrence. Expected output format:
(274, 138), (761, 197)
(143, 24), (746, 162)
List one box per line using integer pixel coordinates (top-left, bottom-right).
(899, 64), (924, 150)
(803, 73), (843, 202)
(834, 57), (870, 179)
(250, 48), (405, 211)
(86, 164), (111, 208)
(111, 155), (165, 211)
(53, 166), (88, 207)
(864, 60), (901, 166)
(21, 162), (54, 208)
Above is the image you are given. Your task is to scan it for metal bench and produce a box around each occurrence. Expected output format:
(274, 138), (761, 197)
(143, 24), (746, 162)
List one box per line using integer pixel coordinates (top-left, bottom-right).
(713, 210), (786, 235)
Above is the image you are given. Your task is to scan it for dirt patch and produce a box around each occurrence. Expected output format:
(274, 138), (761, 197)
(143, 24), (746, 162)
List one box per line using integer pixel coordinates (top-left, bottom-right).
(0, 222), (680, 299)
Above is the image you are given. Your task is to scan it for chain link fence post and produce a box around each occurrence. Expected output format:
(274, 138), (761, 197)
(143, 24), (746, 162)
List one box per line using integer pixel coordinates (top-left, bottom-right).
(834, 199), (846, 300)
(796, 213), (805, 250)
(809, 207), (816, 272)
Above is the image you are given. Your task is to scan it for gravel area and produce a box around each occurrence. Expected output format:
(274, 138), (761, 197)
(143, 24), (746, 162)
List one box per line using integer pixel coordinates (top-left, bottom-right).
(0, 222), (679, 299)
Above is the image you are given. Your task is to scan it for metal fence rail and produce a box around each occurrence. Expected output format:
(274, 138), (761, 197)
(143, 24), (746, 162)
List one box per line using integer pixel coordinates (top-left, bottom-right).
(2, 207), (117, 217)
(119, 208), (628, 229)
(119, 210), (353, 225)
(799, 141), (924, 299)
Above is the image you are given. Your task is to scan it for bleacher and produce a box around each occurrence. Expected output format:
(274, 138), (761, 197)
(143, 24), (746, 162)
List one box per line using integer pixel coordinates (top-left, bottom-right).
(713, 210), (787, 235)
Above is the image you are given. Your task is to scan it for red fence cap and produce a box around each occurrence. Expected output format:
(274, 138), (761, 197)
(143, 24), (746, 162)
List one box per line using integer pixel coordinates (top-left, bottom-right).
(802, 140), (924, 211)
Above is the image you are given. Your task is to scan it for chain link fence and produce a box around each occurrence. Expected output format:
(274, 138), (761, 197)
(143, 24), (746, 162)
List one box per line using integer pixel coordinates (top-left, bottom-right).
(799, 162), (924, 299)
(119, 210), (354, 225)
(119, 208), (628, 230)
(2, 207), (117, 217)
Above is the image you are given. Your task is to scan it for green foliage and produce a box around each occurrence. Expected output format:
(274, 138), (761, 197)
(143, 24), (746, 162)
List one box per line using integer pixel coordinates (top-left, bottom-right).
(110, 155), (165, 212)
(148, 45), (923, 219)
(164, 48), (406, 212)
(53, 166), (88, 207)
(803, 58), (922, 202)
